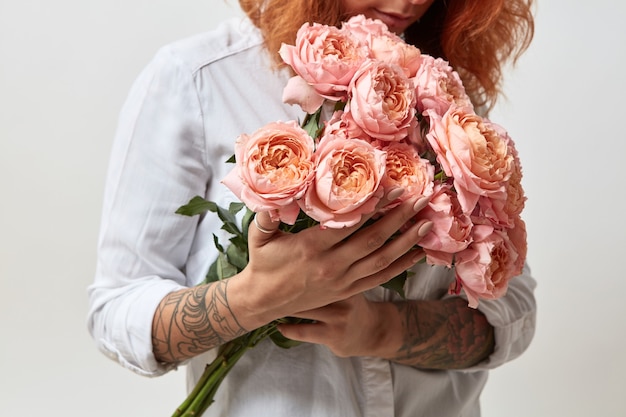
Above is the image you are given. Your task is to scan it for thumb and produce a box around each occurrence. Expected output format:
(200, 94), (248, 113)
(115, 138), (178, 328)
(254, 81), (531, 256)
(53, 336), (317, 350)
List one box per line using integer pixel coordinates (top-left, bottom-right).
(250, 211), (281, 242)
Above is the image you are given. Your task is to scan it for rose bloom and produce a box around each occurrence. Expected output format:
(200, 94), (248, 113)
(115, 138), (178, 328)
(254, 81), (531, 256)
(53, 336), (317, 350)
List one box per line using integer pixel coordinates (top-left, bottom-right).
(507, 215), (528, 277)
(425, 106), (514, 214)
(376, 140), (434, 210)
(324, 110), (371, 143)
(342, 15), (421, 77)
(414, 55), (473, 116)
(476, 124), (526, 228)
(451, 223), (522, 308)
(418, 184), (473, 267)
(345, 60), (417, 142)
(279, 22), (369, 108)
(222, 121), (315, 224)
(341, 14), (391, 40)
(299, 133), (386, 228)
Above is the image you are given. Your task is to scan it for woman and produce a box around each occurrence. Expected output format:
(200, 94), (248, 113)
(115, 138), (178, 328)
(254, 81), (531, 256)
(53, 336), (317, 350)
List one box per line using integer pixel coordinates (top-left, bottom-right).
(88, 0), (536, 415)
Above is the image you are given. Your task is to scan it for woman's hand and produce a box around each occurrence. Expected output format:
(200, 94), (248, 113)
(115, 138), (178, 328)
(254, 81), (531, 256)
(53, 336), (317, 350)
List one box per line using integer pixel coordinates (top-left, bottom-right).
(229, 191), (433, 330)
(276, 293), (402, 358)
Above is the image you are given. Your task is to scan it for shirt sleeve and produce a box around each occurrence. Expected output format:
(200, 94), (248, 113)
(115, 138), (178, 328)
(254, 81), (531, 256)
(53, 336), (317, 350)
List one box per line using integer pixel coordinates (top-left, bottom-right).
(462, 262), (537, 371)
(87, 45), (210, 377)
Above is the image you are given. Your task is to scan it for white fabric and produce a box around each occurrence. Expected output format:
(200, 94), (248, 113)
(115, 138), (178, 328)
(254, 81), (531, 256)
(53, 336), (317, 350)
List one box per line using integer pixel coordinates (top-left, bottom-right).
(87, 16), (537, 417)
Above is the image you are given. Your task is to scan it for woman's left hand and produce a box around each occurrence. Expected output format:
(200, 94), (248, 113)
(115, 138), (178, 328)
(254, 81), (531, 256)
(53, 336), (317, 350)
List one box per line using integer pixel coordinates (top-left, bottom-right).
(276, 293), (402, 358)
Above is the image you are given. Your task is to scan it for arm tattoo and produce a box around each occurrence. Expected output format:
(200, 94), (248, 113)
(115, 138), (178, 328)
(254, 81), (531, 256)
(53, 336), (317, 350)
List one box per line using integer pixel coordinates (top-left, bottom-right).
(392, 298), (495, 369)
(152, 280), (247, 363)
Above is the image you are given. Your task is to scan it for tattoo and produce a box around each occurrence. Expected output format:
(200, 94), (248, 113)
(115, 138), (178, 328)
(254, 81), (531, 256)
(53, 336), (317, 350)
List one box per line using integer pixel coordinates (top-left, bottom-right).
(152, 280), (247, 363)
(392, 298), (495, 369)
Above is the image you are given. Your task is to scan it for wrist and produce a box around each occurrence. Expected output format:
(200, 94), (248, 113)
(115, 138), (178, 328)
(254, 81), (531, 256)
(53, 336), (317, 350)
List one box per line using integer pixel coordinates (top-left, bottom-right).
(226, 269), (281, 331)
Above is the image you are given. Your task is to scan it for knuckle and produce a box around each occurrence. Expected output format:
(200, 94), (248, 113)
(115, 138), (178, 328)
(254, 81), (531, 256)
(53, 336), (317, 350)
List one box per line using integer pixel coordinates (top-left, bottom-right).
(373, 254), (393, 270)
(365, 232), (385, 250)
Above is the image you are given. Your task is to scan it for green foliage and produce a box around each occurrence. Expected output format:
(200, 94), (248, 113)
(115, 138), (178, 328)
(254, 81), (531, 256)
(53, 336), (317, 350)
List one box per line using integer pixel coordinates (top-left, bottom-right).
(381, 271), (407, 299)
(177, 196), (252, 284)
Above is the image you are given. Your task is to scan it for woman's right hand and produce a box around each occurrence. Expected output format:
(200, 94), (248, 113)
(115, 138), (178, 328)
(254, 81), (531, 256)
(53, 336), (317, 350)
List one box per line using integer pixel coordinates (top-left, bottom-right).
(228, 192), (433, 330)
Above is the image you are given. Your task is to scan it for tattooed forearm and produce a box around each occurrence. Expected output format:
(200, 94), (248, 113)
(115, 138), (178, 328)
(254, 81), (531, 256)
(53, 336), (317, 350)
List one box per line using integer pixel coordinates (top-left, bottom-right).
(152, 280), (247, 363)
(391, 298), (495, 369)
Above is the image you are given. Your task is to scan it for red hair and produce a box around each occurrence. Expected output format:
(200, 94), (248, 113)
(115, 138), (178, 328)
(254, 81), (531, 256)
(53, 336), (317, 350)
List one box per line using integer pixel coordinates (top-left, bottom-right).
(238, 0), (535, 113)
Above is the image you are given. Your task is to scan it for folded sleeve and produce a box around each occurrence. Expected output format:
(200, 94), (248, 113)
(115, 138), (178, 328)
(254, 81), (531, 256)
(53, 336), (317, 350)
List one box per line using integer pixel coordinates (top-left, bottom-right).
(87, 45), (211, 376)
(462, 262), (537, 371)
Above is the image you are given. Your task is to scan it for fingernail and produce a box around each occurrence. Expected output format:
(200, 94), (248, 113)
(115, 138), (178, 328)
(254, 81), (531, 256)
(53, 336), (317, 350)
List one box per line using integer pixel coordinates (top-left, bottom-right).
(386, 187), (405, 201)
(417, 221), (434, 237)
(412, 196), (429, 212)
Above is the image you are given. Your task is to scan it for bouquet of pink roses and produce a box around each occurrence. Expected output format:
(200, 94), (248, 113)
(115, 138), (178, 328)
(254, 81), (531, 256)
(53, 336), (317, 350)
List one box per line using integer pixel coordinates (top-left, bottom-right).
(172, 14), (527, 416)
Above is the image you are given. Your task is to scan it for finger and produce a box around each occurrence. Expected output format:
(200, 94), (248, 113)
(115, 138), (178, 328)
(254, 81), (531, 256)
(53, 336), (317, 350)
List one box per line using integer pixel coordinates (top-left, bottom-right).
(302, 192), (428, 252)
(249, 211), (280, 243)
(348, 218), (431, 279)
(277, 321), (326, 345)
(288, 300), (349, 322)
(333, 196), (430, 262)
(347, 247), (426, 295)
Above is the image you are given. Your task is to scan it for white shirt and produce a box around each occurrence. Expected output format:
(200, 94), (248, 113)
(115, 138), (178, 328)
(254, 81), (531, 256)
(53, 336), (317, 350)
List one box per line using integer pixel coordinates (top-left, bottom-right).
(88, 17), (537, 417)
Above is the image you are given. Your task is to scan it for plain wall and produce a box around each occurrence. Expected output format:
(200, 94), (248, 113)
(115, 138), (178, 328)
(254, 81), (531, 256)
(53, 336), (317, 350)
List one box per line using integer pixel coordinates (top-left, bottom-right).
(1, 1), (624, 415)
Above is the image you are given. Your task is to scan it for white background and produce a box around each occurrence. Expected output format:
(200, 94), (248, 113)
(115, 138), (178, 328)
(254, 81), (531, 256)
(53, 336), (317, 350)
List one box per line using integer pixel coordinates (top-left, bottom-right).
(1, 1), (624, 415)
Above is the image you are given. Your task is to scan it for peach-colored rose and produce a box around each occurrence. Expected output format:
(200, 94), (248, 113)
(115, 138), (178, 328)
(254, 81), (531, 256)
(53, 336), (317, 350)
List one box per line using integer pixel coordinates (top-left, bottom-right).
(507, 215), (527, 277)
(451, 224), (521, 308)
(342, 15), (421, 77)
(346, 60), (417, 142)
(282, 75), (327, 114)
(418, 184), (473, 267)
(279, 22), (369, 106)
(299, 134), (386, 228)
(222, 121), (315, 224)
(341, 15), (391, 40)
(371, 35), (422, 78)
(476, 124), (526, 227)
(324, 110), (371, 143)
(425, 107), (513, 214)
(376, 140), (434, 210)
(414, 55), (473, 116)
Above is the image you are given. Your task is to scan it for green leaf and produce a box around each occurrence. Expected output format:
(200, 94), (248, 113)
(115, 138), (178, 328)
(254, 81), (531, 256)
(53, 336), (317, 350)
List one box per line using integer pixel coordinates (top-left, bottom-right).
(176, 196), (217, 216)
(226, 154), (236, 164)
(216, 252), (238, 280)
(205, 260), (219, 283)
(228, 202), (245, 215)
(382, 272), (407, 299)
(216, 205), (243, 238)
(229, 235), (248, 254)
(212, 234), (225, 254)
(226, 243), (248, 271)
(302, 107), (324, 139)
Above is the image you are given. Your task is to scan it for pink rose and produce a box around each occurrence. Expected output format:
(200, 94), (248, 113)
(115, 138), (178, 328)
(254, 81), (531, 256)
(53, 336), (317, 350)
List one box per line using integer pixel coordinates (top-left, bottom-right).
(342, 15), (421, 77)
(279, 22), (369, 107)
(341, 15), (391, 40)
(371, 35), (422, 78)
(282, 75), (326, 114)
(418, 185), (473, 267)
(451, 224), (521, 308)
(507, 216), (528, 277)
(345, 60), (417, 142)
(476, 124), (526, 228)
(425, 107), (514, 214)
(324, 110), (371, 143)
(299, 134), (386, 228)
(222, 121), (315, 224)
(376, 140), (434, 210)
(414, 55), (473, 116)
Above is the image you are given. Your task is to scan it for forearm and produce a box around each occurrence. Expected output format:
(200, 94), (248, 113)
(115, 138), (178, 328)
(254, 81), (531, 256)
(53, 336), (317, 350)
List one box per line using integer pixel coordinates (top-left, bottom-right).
(151, 279), (252, 363)
(382, 297), (495, 369)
